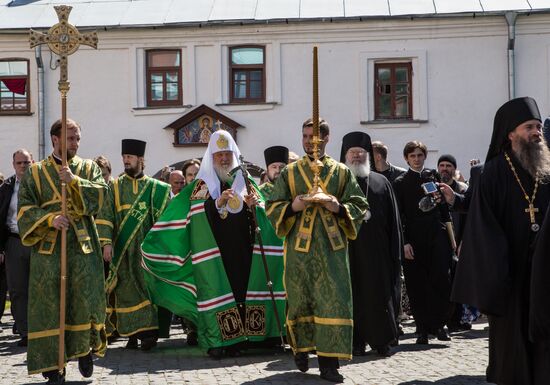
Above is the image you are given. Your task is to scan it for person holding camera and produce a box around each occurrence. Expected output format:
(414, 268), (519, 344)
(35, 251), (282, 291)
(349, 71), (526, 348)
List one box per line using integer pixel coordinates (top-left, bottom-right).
(393, 141), (453, 345)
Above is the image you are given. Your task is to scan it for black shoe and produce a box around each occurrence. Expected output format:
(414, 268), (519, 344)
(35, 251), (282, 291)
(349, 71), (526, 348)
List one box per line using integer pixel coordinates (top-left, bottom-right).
(225, 346), (241, 357)
(17, 336), (28, 347)
(208, 347), (223, 360)
(44, 369), (65, 385)
(319, 368), (344, 383)
(397, 324), (405, 336)
(352, 345), (365, 356)
(107, 331), (120, 344)
(376, 345), (392, 357)
(416, 334), (429, 344)
(448, 323), (472, 333)
(78, 352), (93, 378)
(125, 336), (138, 349)
(186, 330), (198, 346)
(140, 337), (158, 351)
(294, 352), (309, 372)
(436, 328), (451, 341)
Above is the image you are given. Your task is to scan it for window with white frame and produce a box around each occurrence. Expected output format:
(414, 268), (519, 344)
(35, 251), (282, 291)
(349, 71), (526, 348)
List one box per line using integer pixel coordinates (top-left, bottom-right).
(360, 50), (428, 124)
(0, 59), (30, 114)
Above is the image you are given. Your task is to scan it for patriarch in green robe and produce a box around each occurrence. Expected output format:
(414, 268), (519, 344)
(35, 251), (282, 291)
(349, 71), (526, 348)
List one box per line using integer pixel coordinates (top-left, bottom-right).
(18, 118), (108, 384)
(266, 118), (368, 383)
(259, 145), (289, 200)
(96, 139), (170, 351)
(141, 130), (286, 359)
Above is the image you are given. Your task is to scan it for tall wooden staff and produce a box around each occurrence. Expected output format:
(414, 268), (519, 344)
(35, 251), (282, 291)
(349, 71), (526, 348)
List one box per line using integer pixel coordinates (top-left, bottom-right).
(29, 6), (98, 372)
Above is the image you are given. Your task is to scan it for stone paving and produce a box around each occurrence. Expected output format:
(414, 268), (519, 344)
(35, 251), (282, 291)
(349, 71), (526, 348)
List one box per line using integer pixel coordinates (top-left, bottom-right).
(0, 315), (491, 385)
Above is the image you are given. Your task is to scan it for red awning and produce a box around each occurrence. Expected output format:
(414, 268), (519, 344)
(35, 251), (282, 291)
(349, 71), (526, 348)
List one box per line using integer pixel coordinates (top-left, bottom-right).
(2, 78), (26, 95)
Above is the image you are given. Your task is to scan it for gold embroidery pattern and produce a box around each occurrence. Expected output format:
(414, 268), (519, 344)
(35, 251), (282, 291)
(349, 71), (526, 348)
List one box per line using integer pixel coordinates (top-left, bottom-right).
(190, 180), (210, 200)
(216, 307), (244, 341)
(245, 305), (266, 336)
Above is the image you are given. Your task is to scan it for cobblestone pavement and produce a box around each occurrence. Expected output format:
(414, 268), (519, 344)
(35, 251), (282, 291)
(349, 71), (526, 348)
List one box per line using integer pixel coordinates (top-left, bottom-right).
(1, 315), (491, 385)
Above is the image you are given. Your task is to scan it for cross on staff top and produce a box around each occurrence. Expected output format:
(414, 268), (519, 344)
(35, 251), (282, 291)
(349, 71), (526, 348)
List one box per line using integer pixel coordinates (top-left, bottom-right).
(29, 5), (97, 89)
(28, 5), (98, 374)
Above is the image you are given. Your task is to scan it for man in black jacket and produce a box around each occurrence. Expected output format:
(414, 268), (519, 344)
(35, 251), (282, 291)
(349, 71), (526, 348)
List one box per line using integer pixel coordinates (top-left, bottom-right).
(0, 149), (33, 346)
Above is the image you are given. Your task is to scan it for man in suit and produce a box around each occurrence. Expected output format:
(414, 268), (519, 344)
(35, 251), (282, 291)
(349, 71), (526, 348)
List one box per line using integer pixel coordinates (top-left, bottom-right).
(0, 149), (33, 346)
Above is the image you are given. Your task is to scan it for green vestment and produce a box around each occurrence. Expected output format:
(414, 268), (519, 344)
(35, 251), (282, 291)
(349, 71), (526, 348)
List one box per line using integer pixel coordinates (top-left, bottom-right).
(265, 155), (367, 360)
(96, 174), (170, 337)
(258, 181), (274, 200)
(18, 155), (108, 374)
(141, 178), (286, 350)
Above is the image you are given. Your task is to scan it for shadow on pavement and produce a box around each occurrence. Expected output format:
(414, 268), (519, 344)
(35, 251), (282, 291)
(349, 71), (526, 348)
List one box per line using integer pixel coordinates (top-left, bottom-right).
(240, 371), (328, 384)
(22, 381), (92, 385)
(93, 337), (293, 375)
(398, 374), (491, 384)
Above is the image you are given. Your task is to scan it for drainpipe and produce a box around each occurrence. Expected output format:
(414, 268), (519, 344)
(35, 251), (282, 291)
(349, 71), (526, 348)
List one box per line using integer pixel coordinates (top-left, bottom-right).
(35, 46), (45, 159)
(505, 12), (517, 100)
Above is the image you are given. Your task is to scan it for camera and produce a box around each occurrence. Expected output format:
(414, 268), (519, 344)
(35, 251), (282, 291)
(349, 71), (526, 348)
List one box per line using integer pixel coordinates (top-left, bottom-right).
(421, 181), (438, 195)
(418, 169), (441, 212)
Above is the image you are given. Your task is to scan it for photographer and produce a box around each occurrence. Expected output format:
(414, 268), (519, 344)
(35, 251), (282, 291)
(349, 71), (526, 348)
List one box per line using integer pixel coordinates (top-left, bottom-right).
(393, 141), (453, 344)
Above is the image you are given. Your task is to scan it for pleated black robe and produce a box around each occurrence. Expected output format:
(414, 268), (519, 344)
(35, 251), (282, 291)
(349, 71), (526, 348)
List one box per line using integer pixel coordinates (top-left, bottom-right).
(452, 153), (550, 385)
(349, 172), (401, 350)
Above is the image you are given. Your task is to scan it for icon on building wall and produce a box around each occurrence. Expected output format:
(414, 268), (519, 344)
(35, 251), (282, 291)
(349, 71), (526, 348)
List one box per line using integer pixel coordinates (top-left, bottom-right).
(165, 105), (242, 147)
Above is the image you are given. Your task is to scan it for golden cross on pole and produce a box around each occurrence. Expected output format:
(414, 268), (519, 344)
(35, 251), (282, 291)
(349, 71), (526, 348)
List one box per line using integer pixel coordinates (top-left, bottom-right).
(29, 5), (98, 374)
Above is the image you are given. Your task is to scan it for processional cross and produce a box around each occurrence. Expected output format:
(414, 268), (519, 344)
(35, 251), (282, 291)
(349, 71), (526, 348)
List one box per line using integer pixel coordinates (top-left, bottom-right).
(29, 6), (98, 373)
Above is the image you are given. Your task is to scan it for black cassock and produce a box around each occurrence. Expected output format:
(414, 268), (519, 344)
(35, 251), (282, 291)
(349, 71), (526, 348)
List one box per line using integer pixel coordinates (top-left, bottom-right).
(205, 183), (254, 304)
(349, 172), (401, 349)
(393, 169), (453, 334)
(452, 153), (550, 385)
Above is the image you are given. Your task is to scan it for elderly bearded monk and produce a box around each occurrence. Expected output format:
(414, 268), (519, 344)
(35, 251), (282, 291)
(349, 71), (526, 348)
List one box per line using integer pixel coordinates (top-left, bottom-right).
(340, 131), (402, 358)
(141, 130), (285, 359)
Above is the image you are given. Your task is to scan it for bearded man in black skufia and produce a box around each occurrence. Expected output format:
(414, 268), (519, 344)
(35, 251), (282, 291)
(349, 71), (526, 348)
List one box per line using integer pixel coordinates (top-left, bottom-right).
(451, 97), (550, 385)
(340, 132), (402, 357)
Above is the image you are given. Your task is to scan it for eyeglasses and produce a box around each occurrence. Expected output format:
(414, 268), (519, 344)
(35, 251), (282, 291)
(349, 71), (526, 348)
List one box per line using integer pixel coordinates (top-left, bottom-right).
(348, 150), (366, 156)
(15, 161), (31, 165)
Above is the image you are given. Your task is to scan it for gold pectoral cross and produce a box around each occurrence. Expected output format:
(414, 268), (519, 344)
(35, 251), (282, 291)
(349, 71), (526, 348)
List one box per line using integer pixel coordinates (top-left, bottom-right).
(525, 203), (539, 224)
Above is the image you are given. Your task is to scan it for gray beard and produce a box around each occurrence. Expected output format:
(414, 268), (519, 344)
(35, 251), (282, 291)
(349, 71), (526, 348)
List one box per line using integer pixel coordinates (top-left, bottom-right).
(513, 137), (550, 181)
(346, 158), (371, 178)
(214, 162), (235, 184)
(440, 173), (453, 184)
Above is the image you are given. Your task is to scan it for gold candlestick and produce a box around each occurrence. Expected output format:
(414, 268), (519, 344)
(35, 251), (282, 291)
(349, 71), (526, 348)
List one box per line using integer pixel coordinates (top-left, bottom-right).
(301, 46), (331, 203)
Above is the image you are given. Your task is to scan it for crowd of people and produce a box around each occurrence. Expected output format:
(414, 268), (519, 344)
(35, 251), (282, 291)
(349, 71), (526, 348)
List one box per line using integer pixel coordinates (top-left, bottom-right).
(0, 96), (549, 384)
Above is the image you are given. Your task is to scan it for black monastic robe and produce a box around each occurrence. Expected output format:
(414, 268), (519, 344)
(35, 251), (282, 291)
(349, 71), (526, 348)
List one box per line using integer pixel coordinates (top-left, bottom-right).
(393, 169), (453, 334)
(349, 172), (401, 349)
(453, 153), (550, 385)
(204, 183), (254, 304)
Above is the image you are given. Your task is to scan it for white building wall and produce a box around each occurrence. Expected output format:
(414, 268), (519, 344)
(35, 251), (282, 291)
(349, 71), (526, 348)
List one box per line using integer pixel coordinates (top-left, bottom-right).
(1, 14), (550, 178)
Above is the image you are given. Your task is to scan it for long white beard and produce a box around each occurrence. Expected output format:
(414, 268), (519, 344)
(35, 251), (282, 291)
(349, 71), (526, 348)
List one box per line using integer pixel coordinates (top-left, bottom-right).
(514, 137), (550, 181)
(346, 157), (371, 178)
(214, 161), (236, 184)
